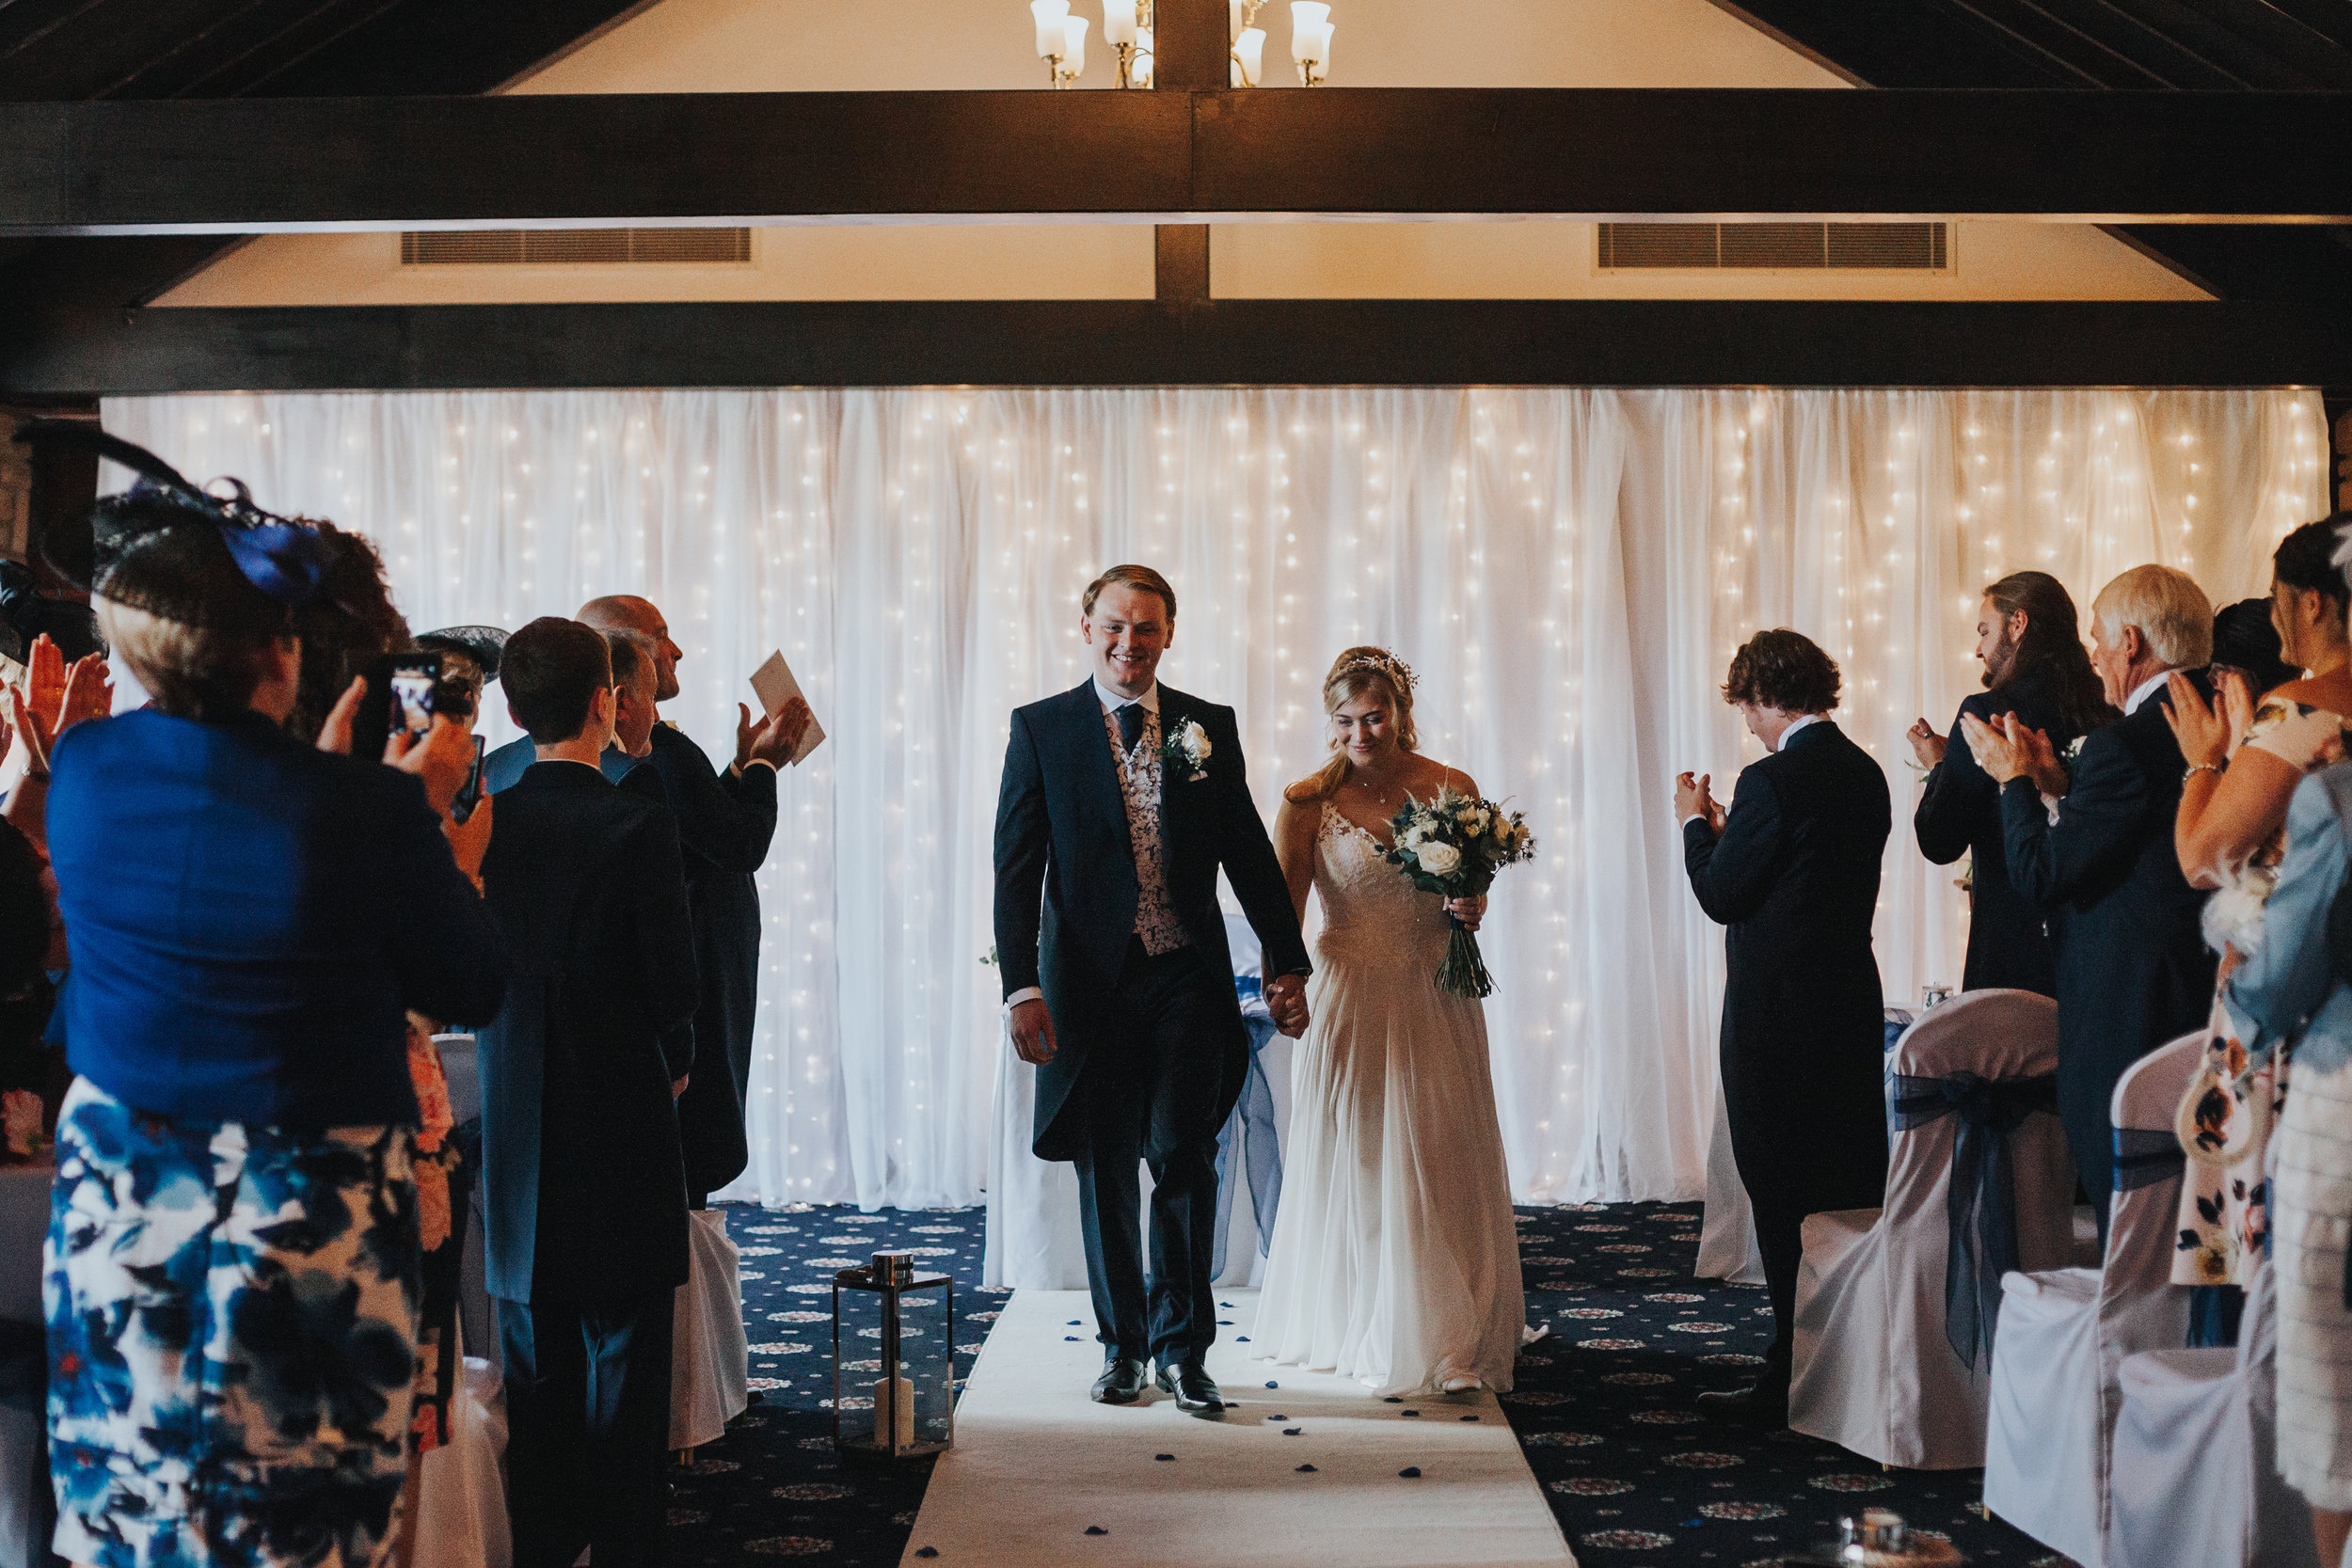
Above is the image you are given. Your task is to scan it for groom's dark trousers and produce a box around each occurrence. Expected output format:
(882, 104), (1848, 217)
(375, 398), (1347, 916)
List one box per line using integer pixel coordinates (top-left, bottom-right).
(1074, 940), (1243, 1364)
(995, 678), (1309, 1370)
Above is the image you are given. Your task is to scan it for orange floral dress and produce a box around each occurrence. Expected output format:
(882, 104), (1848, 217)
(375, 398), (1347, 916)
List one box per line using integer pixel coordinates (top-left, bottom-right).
(2171, 698), (2352, 1287)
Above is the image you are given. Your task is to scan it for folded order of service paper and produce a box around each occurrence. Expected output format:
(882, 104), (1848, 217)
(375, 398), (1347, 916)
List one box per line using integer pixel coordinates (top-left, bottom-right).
(748, 650), (827, 766)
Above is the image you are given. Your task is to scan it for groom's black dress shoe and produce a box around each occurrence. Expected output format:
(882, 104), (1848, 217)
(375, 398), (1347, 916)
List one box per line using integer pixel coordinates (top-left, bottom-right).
(1696, 1380), (1788, 1428)
(1155, 1361), (1228, 1416)
(1091, 1357), (1150, 1405)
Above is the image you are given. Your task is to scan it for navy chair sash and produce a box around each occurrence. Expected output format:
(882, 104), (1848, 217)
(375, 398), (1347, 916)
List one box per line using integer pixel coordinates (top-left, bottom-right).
(1891, 1069), (2061, 1370)
(2113, 1127), (2185, 1194)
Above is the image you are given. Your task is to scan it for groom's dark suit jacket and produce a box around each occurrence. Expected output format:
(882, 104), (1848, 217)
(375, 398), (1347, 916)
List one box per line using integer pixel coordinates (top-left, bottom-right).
(993, 680), (1310, 1161)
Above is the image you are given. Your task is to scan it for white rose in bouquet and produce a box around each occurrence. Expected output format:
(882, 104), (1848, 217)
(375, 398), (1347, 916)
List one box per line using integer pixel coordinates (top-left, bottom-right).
(1416, 841), (1463, 876)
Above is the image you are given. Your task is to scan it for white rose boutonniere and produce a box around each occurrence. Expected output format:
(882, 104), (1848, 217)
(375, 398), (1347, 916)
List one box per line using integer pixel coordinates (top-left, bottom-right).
(1160, 720), (1212, 782)
(1415, 841), (1463, 877)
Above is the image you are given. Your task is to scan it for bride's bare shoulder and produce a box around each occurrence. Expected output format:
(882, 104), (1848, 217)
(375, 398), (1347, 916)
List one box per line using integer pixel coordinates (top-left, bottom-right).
(1408, 755), (1481, 800)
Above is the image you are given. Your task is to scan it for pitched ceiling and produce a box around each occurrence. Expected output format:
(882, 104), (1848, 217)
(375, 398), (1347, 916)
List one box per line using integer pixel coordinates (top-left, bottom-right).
(1, 0), (2346, 327)
(1714, 0), (2352, 299)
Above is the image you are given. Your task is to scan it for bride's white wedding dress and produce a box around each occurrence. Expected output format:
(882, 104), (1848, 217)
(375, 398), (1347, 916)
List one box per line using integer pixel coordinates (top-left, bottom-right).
(1253, 800), (1526, 1396)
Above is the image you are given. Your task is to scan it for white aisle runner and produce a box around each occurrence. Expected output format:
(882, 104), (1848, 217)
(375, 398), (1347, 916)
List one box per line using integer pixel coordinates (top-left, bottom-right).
(902, 1290), (1576, 1568)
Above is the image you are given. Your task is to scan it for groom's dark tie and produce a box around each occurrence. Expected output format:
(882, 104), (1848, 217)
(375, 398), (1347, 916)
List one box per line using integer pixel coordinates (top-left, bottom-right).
(1116, 702), (1147, 754)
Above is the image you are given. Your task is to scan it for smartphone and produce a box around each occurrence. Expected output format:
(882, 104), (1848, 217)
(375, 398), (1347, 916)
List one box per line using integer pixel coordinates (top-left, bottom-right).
(451, 735), (488, 824)
(357, 652), (443, 753)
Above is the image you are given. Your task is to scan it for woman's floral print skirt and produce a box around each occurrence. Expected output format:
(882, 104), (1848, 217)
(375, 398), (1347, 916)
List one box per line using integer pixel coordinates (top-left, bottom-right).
(43, 1076), (420, 1568)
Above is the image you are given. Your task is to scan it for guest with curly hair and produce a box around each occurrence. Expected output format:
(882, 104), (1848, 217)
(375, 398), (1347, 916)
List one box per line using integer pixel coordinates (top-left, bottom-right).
(1676, 628), (1891, 1427)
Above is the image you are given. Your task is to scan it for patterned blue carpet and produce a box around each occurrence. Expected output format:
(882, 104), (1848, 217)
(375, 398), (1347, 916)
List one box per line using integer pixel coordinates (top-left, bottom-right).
(667, 1201), (2059, 1565)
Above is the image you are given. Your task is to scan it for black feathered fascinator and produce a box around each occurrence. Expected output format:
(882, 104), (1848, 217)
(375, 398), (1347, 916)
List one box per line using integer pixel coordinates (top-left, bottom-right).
(10, 421), (341, 633)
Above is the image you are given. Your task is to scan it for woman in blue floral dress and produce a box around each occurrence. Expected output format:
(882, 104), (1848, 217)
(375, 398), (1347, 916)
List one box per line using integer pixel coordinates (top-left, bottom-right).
(27, 434), (504, 1568)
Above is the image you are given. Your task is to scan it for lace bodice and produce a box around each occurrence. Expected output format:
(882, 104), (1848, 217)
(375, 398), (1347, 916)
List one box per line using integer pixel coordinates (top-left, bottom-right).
(1312, 800), (1453, 967)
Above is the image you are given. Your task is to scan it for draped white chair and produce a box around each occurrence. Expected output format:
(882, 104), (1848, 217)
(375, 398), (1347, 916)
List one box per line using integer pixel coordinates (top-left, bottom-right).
(671, 1208), (752, 1451)
(2108, 1260), (2318, 1568)
(1789, 989), (2077, 1468)
(1982, 1030), (2201, 1566)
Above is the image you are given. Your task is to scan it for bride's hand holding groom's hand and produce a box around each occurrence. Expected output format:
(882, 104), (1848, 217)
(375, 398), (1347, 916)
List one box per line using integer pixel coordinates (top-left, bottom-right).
(1266, 974), (1311, 1038)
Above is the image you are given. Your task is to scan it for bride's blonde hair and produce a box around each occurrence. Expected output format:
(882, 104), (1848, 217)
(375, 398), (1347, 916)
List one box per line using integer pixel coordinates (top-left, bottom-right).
(1284, 646), (1419, 802)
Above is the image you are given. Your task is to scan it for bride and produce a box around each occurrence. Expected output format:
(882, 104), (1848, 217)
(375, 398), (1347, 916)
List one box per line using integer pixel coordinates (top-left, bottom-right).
(1252, 646), (1526, 1396)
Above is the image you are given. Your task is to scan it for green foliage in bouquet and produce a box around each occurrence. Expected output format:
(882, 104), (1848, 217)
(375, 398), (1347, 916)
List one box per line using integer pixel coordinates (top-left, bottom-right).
(1382, 787), (1538, 998)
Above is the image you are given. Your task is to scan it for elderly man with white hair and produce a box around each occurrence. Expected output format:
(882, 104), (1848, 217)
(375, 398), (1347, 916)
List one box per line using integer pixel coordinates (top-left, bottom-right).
(1965, 563), (2219, 1236)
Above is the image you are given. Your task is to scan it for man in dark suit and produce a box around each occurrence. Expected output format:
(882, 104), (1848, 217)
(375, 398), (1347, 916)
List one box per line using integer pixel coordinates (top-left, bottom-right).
(1678, 628), (1891, 1427)
(994, 565), (1311, 1415)
(1907, 572), (2117, 996)
(488, 596), (810, 1202)
(578, 595), (808, 1207)
(1968, 563), (2217, 1236)
(477, 617), (701, 1568)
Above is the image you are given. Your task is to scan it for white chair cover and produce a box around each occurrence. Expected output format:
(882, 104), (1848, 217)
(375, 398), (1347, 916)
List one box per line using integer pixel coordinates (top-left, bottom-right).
(1984, 1030), (2201, 1567)
(1694, 1084), (1766, 1286)
(411, 1349), (513, 1568)
(2109, 1261), (2318, 1568)
(1789, 989), (2076, 1468)
(670, 1208), (751, 1450)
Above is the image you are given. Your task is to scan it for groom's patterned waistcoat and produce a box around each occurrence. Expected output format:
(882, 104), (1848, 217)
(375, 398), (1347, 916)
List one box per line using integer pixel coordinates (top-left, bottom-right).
(1103, 704), (1185, 955)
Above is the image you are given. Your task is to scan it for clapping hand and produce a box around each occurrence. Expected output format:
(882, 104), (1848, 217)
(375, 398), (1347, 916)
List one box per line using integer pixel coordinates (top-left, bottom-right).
(736, 697), (814, 771)
(1905, 717), (1947, 770)
(1962, 712), (2063, 795)
(2163, 670), (2235, 770)
(1265, 974), (1311, 1038)
(8, 637), (111, 783)
(1674, 771), (1725, 833)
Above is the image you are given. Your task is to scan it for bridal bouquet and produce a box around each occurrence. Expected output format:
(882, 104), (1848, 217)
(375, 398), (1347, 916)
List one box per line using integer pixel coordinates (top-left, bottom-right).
(1384, 787), (1537, 999)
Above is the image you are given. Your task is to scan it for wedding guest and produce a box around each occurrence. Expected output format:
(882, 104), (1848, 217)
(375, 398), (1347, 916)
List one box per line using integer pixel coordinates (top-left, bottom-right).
(573, 594), (807, 1208)
(1907, 572), (2114, 995)
(1677, 628), (1890, 1426)
(2184, 758), (2352, 1565)
(34, 446), (504, 1568)
(476, 617), (699, 1568)
(2164, 518), (2352, 1319)
(1967, 563), (2217, 1237)
(599, 628), (662, 773)
(2207, 595), (2301, 698)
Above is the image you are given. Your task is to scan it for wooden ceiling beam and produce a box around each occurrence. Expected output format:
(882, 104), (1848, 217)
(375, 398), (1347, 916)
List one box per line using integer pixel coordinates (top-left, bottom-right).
(4, 87), (2351, 234)
(6, 297), (2346, 393)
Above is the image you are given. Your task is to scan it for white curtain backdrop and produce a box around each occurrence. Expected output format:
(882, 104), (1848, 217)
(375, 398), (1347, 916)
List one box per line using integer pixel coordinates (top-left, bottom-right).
(103, 387), (2328, 1210)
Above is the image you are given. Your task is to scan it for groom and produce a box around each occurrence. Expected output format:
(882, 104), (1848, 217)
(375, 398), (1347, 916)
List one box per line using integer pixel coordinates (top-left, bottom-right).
(993, 564), (1311, 1416)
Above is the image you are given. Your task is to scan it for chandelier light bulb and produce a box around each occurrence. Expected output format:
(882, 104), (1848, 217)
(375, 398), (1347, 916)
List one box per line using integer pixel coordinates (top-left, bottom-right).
(1031, 0), (1072, 56)
(1102, 0), (1137, 49)
(1232, 25), (1264, 85)
(1062, 14), (1089, 75)
(1290, 0), (1329, 58)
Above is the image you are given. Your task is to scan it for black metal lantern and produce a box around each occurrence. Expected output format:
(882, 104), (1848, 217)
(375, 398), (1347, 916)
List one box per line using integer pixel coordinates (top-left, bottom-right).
(831, 1248), (953, 1462)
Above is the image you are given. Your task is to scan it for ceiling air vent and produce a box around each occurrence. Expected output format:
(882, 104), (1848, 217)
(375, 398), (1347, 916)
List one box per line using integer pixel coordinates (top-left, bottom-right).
(401, 229), (754, 265)
(1597, 222), (1947, 271)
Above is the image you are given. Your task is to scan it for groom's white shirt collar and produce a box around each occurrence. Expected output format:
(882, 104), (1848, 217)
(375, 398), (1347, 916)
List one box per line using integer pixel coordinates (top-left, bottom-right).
(1094, 676), (1159, 714)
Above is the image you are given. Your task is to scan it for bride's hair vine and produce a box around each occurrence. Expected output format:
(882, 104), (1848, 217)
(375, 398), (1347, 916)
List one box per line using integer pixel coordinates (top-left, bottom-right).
(1329, 647), (1417, 696)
